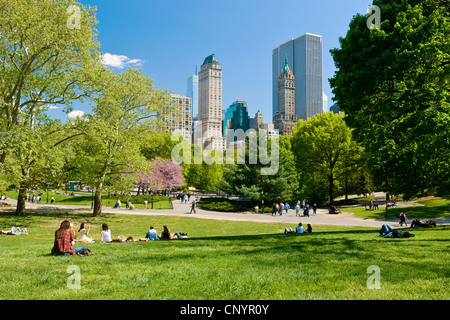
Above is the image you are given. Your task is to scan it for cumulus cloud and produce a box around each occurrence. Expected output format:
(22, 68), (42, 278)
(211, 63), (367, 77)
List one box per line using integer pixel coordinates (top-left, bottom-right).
(101, 53), (143, 69)
(67, 110), (85, 119)
(46, 105), (60, 110)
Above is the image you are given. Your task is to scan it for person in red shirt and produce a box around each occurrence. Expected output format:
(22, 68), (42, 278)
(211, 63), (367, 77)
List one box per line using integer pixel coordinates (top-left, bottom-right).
(51, 220), (85, 255)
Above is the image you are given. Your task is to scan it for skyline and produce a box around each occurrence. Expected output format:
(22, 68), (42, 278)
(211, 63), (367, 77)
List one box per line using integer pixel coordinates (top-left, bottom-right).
(50, 0), (372, 122)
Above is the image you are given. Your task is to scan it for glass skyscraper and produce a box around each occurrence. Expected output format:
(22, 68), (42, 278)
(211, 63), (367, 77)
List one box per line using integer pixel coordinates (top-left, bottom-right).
(272, 33), (323, 121)
(186, 66), (199, 118)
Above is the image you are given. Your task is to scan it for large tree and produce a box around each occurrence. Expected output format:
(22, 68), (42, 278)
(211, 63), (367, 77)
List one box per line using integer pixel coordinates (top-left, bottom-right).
(329, 0), (449, 200)
(73, 68), (172, 216)
(292, 112), (366, 206)
(0, 0), (103, 215)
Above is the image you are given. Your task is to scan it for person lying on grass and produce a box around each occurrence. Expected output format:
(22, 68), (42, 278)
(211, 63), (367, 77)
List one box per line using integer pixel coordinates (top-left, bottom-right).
(378, 224), (415, 238)
(1, 226), (28, 235)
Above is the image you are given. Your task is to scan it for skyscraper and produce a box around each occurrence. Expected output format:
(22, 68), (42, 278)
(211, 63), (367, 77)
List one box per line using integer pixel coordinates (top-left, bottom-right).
(186, 65), (199, 118)
(198, 54), (225, 151)
(159, 93), (192, 142)
(273, 57), (296, 136)
(254, 110), (264, 130)
(223, 100), (250, 147)
(272, 33), (323, 121)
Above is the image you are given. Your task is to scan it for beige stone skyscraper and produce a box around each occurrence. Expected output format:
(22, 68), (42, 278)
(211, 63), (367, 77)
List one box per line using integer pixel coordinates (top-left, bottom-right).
(254, 110), (264, 130)
(198, 54), (225, 150)
(159, 93), (192, 142)
(273, 57), (296, 136)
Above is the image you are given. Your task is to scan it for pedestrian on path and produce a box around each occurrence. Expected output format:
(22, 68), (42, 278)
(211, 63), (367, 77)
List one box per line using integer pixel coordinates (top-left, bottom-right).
(190, 200), (197, 214)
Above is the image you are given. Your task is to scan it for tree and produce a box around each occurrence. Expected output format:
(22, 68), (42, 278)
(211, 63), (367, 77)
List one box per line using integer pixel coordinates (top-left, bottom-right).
(291, 112), (366, 206)
(0, 0), (103, 215)
(329, 0), (450, 200)
(73, 68), (172, 216)
(220, 133), (298, 205)
(136, 157), (184, 194)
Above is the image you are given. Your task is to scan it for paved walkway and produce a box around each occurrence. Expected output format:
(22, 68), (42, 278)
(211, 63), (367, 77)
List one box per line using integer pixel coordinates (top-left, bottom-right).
(3, 197), (449, 228)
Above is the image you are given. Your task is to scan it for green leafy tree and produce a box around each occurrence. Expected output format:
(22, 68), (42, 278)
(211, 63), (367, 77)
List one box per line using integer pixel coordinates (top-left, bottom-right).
(0, 0), (103, 215)
(329, 0), (449, 200)
(220, 133), (298, 205)
(72, 68), (172, 216)
(292, 112), (366, 206)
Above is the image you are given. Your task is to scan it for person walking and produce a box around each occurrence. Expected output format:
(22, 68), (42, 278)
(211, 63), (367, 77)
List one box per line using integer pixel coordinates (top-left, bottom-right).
(190, 199), (197, 214)
(399, 211), (408, 226)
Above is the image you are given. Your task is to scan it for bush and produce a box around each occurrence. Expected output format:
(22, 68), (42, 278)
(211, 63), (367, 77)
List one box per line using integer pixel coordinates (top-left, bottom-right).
(198, 198), (273, 213)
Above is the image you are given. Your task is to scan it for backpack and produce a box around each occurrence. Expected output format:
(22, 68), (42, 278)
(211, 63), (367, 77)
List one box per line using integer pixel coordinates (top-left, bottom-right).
(77, 248), (93, 256)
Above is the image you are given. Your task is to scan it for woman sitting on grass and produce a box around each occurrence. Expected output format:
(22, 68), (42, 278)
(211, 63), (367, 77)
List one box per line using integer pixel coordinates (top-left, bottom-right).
(51, 220), (85, 255)
(160, 225), (172, 240)
(100, 223), (112, 243)
(77, 222), (95, 243)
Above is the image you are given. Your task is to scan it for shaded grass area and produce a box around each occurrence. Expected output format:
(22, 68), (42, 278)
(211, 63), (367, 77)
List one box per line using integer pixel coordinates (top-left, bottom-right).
(0, 210), (449, 300)
(341, 198), (449, 220)
(4, 190), (174, 210)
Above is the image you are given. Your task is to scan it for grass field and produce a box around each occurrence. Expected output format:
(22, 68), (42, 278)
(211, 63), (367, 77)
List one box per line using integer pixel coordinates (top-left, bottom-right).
(341, 197), (450, 220)
(4, 190), (174, 210)
(0, 209), (448, 300)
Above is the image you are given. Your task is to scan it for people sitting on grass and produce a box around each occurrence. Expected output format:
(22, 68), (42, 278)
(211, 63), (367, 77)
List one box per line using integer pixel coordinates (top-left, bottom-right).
(1, 226), (28, 235)
(100, 223), (112, 242)
(284, 223), (312, 234)
(145, 226), (159, 240)
(51, 220), (85, 255)
(160, 225), (172, 239)
(77, 222), (95, 243)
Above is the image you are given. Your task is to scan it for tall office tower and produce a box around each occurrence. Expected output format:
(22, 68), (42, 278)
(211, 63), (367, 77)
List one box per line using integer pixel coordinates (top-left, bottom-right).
(159, 93), (192, 142)
(254, 110), (264, 130)
(223, 100), (250, 147)
(273, 57), (296, 136)
(186, 65), (199, 118)
(198, 54), (225, 151)
(272, 33), (323, 121)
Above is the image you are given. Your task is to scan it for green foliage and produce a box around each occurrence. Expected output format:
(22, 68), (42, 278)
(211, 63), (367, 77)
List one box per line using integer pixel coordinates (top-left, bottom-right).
(220, 134), (298, 204)
(329, 0), (450, 199)
(292, 112), (367, 205)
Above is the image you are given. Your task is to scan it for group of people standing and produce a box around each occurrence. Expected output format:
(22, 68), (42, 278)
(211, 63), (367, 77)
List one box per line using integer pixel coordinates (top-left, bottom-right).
(272, 199), (317, 217)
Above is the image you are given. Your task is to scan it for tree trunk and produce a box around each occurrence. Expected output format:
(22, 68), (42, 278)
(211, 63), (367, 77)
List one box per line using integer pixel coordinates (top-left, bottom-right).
(329, 174), (334, 208)
(385, 191), (389, 218)
(16, 187), (28, 216)
(93, 183), (103, 217)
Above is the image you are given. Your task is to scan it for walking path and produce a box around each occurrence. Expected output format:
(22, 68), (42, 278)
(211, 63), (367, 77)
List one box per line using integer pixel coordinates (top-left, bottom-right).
(3, 196), (449, 228)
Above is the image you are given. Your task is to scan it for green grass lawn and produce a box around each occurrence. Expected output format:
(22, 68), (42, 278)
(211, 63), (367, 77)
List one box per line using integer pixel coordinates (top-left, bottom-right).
(4, 190), (174, 209)
(340, 197), (450, 220)
(0, 209), (448, 300)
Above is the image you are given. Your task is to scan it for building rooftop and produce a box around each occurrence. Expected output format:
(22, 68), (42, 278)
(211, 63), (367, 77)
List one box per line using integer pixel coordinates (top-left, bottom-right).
(202, 54), (219, 66)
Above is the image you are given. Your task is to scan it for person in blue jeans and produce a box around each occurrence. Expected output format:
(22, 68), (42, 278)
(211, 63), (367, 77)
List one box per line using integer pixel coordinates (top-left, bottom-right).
(379, 224), (393, 236)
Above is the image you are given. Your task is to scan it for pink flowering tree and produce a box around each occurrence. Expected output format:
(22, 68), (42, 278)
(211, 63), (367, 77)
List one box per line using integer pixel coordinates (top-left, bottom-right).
(137, 157), (184, 194)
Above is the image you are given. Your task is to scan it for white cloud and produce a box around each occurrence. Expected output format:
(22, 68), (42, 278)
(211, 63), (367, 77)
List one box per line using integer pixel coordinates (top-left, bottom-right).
(46, 105), (60, 110)
(67, 110), (85, 119)
(101, 53), (143, 69)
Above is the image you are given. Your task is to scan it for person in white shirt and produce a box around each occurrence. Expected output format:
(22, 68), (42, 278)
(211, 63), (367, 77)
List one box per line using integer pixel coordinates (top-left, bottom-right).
(100, 223), (112, 242)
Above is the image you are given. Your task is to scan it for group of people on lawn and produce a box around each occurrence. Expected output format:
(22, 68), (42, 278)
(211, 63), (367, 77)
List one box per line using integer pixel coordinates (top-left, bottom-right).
(51, 220), (185, 256)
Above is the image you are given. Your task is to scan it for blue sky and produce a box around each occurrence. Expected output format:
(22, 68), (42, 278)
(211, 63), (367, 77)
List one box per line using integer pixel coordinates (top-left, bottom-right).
(57, 0), (372, 122)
